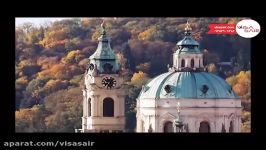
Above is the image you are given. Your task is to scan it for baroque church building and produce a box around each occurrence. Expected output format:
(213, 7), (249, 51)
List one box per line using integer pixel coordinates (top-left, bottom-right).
(136, 22), (242, 133)
(79, 21), (241, 133)
(80, 22), (126, 133)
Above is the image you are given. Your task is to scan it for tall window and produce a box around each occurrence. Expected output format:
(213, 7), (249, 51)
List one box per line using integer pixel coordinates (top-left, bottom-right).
(221, 124), (226, 133)
(103, 98), (114, 117)
(181, 59), (185, 67)
(163, 121), (173, 133)
(191, 59), (194, 68)
(229, 121), (234, 132)
(199, 59), (201, 67)
(199, 121), (210, 133)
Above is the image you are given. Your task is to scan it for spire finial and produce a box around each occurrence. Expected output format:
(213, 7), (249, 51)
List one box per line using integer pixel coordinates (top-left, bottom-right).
(185, 20), (192, 35)
(101, 20), (106, 35)
(101, 20), (105, 29)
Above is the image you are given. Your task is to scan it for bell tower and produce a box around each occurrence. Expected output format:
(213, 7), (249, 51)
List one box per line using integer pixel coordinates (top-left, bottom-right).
(81, 21), (125, 133)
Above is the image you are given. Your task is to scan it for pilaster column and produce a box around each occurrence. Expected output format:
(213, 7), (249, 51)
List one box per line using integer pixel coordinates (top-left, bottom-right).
(91, 96), (96, 117)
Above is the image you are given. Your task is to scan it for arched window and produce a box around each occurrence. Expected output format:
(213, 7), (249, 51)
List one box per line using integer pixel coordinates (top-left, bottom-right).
(103, 63), (113, 73)
(199, 121), (210, 133)
(229, 121), (234, 132)
(191, 59), (194, 68)
(221, 124), (226, 133)
(181, 59), (185, 68)
(199, 59), (201, 67)
(163, 121), (173, 133)
(88, 98), (91, 116)
(103, 98), (114, 117)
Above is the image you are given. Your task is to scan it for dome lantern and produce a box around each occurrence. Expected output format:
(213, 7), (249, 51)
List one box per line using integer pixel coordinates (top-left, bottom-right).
(171, 20), (204, 72)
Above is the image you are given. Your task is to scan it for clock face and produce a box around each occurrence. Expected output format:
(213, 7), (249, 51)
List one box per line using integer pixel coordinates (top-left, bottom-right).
(102, 77), (116, 89)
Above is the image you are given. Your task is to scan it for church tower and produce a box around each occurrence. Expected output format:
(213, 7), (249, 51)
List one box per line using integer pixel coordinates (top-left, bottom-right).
(81, 22), (126, 133)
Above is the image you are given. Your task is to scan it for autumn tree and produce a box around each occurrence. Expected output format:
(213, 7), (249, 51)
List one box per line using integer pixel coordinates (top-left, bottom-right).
(37, 56), (60, 70)
(15, 105), (46, 132)
(39, 27), (69, 50)
(125, 71), (150, 131)
(226, 70), (251, 133)
(130, 71), (150, 88)
(43, 88), (82, 132)
(42, 79), (68, 94)
(226, 71), (251, 101)
(69, 75), (83, 87)
(138, 25), (165, 41)
(241, 111), (251, 132)
(16, 59), (40, 78)
(136, 62), (151, 73)
(61, 50), (85, 64)
(207, 63), (217, 73)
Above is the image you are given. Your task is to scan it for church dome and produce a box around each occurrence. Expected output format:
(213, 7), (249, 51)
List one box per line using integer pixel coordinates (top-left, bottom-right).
(138, 21), (239, 100)
(138, 71), (239, 100)
(177, 36), (199, 46)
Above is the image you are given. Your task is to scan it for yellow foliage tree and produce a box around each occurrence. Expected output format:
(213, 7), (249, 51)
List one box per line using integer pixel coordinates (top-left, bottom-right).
(131, 71), (150, 88)
(16, 76), (28, 86)
(50, 64), (66, 78)
(39, 27), (69, 49)
(15, 105), (41, 132)
(207, 63), (217, 73)
(37, 56), (59, 70)
(226, 71), (251, 99)
(37, 64), (67, 79)
(226, 75), (237, 86)
(43, 79), (68, 94)
(138, 26), (156, 41)
(61, 50), (84, 64)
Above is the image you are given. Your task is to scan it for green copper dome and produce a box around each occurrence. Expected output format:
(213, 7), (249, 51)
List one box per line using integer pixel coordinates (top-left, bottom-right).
(138, 21), (239, 100)
(177, 36), (199, 46)
(138, 71), (239, 100)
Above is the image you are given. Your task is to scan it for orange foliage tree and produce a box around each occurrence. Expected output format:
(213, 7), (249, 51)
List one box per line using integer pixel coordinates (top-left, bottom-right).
(39, 27), (69, 49)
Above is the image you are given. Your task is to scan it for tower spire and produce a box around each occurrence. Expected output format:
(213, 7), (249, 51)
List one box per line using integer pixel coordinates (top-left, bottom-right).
(184, 20), (192, 36)
(101, 20), (106, 35)
(88, 21), (119, 74)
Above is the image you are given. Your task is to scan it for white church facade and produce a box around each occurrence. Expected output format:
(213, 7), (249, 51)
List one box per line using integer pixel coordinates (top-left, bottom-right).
(136, 22), (242, 133)
(79, 21), (242, 133)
